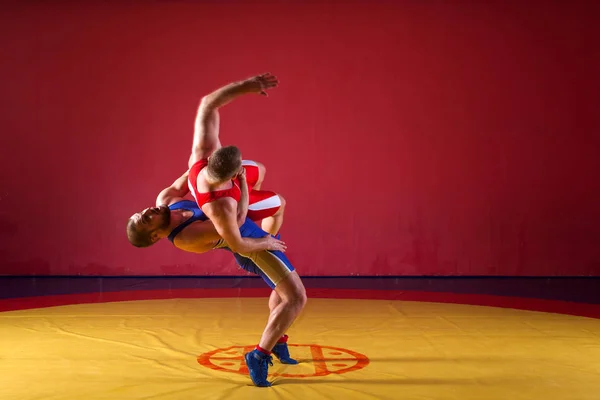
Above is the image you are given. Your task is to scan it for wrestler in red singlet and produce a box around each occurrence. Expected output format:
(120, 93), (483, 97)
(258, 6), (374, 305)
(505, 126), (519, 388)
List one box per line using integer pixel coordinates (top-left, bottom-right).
(188, 158), (242, 206)
(188, 159), (277, 221)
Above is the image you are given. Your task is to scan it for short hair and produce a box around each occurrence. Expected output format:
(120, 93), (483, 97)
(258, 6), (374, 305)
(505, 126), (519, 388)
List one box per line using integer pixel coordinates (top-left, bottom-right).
(126, 218), (155, 247)
(207, 145), (242, 182)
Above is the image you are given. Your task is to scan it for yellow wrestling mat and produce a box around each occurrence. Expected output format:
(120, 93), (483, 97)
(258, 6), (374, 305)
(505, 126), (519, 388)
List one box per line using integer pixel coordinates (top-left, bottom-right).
(2, 297), (600, 400)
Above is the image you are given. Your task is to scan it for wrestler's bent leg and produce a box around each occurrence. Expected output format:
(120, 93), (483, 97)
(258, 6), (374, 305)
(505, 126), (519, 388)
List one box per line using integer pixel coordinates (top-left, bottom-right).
(248, 191), (285, 236)
(261, 194), (285, 235)
(258, 270), (306, 352)
(240, 252), (306, 386)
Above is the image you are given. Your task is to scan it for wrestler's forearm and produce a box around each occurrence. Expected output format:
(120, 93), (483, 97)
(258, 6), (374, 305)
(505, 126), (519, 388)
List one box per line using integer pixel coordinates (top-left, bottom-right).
(230, 237), (273, 253)
(237, 181), (249, 226)
(201, 80), (251, 110)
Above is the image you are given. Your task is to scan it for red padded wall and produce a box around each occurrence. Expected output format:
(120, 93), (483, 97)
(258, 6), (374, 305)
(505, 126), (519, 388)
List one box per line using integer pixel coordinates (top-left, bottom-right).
(1, 1), (598, 276)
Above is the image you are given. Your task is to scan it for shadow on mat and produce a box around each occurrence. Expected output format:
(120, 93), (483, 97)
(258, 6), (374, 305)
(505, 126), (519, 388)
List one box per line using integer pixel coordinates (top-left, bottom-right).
(272, 376), (527, 386)
(292, 356), (512, 363)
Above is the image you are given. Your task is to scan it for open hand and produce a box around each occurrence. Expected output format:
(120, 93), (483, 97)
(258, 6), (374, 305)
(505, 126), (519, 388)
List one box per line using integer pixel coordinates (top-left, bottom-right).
(244, 73), (279, 96)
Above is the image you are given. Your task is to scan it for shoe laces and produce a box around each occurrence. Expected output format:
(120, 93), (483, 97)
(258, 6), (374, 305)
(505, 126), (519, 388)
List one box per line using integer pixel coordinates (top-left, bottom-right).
(261, 355), (274, 371)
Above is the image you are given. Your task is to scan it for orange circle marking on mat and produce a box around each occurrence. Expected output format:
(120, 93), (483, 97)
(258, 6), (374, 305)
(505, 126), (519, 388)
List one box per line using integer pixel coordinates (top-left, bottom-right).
(197, 344), (369, 378)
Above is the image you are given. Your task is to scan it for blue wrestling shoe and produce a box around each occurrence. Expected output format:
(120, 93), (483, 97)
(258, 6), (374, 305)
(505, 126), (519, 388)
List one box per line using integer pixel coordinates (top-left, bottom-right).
(272, 337), (298, 364)
(273, 343), (298, 364)
(244, 349), (273, 387)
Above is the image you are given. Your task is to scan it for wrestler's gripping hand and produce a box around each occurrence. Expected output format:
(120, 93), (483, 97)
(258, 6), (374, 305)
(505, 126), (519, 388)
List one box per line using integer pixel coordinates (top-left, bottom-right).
(236, 167), (247, 182)
(265, 235), (287, 252)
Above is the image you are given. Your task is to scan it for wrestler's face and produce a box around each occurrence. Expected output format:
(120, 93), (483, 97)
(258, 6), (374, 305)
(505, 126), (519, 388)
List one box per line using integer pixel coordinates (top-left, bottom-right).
(131, 205), (171, 235)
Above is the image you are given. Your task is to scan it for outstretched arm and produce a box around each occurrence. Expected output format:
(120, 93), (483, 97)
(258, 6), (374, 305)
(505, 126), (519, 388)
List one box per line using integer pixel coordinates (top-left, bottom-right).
(156, 171), (190, 206)
(189, 73), (279, 166)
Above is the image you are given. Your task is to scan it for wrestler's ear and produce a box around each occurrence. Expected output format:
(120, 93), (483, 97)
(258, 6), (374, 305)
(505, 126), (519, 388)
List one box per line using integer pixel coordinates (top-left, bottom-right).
(149, 231), (160, 243)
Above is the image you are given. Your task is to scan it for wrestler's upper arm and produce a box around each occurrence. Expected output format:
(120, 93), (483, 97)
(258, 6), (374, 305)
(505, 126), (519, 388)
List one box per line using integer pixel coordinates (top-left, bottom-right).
(202, 200), (245, 252)
(191, 104), (221, 165)
(156, 171), (190, 206)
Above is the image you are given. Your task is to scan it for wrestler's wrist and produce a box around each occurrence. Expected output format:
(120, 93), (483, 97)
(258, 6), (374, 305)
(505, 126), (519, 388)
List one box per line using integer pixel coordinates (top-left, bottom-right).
(235, 80), (254, 93)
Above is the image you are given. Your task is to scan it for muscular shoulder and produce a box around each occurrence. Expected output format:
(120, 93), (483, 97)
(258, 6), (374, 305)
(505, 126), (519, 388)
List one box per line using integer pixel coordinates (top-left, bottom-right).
(202, 198), (237, 218)
(194, 168), (211, 193)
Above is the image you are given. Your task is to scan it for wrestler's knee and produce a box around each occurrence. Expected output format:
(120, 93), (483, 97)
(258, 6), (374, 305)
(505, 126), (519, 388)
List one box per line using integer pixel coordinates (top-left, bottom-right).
(255, 161), (266, 185)
(274, 193), (286, 215)
(269, 290), (282, 311)
(276, 272), (306, 311)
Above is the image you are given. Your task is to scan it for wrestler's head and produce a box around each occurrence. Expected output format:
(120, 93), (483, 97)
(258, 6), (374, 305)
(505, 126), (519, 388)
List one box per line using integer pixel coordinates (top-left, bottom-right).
(206, 145), (242, 183)
(126, 205), (171, 247)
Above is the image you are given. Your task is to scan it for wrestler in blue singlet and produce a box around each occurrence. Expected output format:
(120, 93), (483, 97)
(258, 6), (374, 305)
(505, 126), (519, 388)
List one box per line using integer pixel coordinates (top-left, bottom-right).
(168, 200), (295, 289)
(167, 200), (209, 240)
